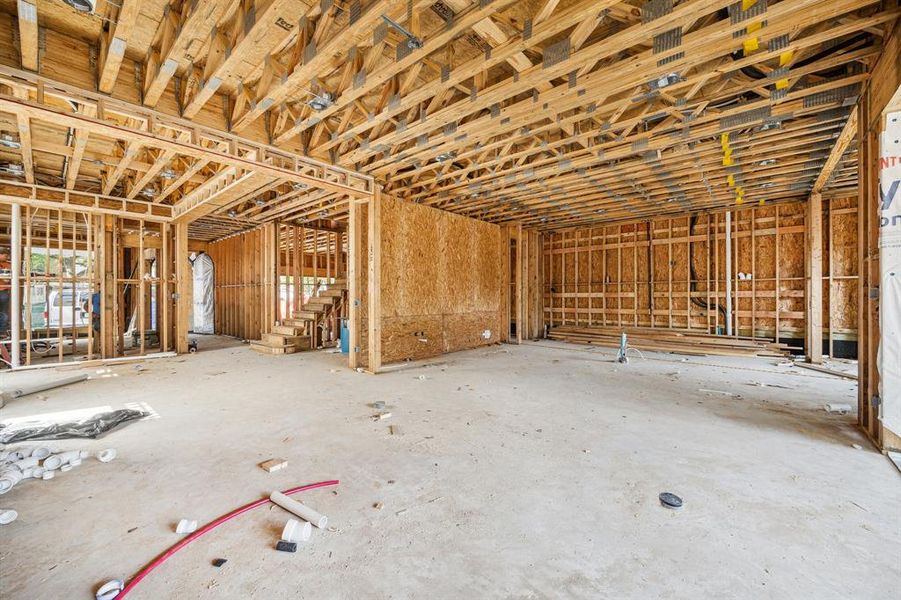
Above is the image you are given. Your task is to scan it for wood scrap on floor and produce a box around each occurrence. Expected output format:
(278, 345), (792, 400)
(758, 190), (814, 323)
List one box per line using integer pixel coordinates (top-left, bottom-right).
(794, 362), (858, 380)
(547, 326), (790, 357)
(259, 458), (288, 473)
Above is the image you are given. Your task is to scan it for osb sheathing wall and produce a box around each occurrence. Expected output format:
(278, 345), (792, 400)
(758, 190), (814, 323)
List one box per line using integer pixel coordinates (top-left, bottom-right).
(543, 199), (859, 350)
(205, 223), (277, 341)
(378, 195), (505, 364)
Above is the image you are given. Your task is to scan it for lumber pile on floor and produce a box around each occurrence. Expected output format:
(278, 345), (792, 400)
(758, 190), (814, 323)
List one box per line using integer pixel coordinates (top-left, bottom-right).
(547, 326), (790, 357)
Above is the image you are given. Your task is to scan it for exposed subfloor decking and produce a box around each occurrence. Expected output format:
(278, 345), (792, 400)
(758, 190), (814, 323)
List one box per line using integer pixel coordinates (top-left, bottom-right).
(0, 338), (897, 598)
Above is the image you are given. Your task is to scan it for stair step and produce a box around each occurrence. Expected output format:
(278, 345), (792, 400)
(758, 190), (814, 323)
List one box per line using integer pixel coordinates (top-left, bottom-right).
(250, 342), (297, 355)
(272, 324), (303, 336)
(303, 296), (335, 312)
(262, 333), (311, 349)
(284, 316), (313, 326)
(321, 289), (344, 298)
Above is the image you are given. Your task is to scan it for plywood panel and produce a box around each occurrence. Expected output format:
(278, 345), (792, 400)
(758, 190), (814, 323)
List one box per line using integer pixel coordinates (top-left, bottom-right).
(379, 195), (504, 364)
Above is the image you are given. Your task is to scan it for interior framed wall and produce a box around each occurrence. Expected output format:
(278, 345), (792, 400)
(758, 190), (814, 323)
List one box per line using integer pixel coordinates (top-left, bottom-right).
(0, 201), (178, 367)
(542, 198), (859, 355)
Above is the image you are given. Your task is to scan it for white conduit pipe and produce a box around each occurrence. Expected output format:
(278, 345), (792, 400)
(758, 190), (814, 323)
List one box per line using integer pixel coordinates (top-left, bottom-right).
(270, 491), (328, 528)
(1, 374), (89, 399)
(725, 211), (733, 336)
(10, 203), (20, 368)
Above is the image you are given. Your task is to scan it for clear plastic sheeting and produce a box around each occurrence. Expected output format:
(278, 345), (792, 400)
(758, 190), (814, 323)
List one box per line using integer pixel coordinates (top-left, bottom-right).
(0, 409), (147, 444)
(192, 252), (214, 334)
(879, 114), (901, 439)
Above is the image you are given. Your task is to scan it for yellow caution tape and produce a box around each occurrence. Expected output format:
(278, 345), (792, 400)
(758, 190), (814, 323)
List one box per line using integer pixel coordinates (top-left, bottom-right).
(723, 156), (734, 166)
(727, 174), (735, 187)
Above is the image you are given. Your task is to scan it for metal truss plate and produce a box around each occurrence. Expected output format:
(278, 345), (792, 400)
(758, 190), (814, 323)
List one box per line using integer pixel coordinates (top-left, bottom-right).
(353, 69), (366, 89)
(349, 0), (361, 24)
(719, 106), (771, 129)
(654, 28), (682, 54)
(543, 38), (571, 69)
(641, 0), (672, 24)
(303, 40), (316, 63)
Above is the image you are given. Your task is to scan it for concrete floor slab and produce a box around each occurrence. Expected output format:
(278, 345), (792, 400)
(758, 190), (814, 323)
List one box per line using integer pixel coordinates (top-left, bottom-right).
(0, 337), (897, 598)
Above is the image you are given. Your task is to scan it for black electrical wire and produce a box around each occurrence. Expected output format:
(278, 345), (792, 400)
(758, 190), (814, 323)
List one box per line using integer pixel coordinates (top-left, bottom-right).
(688, 215), (726, 323)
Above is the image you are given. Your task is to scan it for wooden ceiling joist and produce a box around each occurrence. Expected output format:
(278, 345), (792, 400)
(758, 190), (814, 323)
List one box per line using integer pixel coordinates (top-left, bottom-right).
(0, 0), (893, 231)
(97, 0), (140, 93)
(15, 0), (38, 72)
(811, 104), (859, 194)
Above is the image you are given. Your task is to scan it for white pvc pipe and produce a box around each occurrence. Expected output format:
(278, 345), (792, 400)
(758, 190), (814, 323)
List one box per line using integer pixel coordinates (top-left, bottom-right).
(270, 491), (328, 529)
(10, 203), (20, 368)
(1, 374), (88, 399)
(724, 211), (733, 336)
(0, 509), (17, 524)
(11, 456), (39, 470)
(0, 469), (23, 494)
(175, 519), (198, 534)
(43, 450), (85, 470)
(42, 454), (63, 470)
(282, 518), (312, 543)
(96, 449), (117, 463)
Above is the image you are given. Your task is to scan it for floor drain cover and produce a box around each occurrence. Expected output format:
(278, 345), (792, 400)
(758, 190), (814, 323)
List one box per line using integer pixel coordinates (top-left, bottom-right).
(659, 492), (683, 509)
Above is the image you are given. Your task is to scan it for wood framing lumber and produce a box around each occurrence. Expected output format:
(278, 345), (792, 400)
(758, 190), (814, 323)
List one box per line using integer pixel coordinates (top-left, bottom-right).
(547, 326), (791, 357)
(16, 0), (38, 71)
(367, 187), (381, 373)
(97, 0), (141, 93)
(807, 192), (824, 364)
(812, 107), (859, 194)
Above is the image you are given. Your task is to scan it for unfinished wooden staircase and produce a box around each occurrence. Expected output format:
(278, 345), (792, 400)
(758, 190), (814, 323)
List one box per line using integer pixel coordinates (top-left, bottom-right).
(251, 276), (347, 355)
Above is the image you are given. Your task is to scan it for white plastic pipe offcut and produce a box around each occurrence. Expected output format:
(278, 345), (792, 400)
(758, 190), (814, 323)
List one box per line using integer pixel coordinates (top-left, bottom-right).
(32, 447), (52, 460)
(12, 456), (39, 471)
(42, 455), (63, 470)
(270, 491), (328, 529)
(0, 509), (17, 524)
(96, 449), (117, 463)
(175, 519), (198, 534)
(282, 518), (312, 543)
(0, 469), (24, 494)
